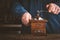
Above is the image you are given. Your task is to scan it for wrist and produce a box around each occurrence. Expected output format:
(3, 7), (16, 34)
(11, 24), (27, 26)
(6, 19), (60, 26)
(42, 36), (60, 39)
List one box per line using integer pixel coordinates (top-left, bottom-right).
(21, 11), (30, 18)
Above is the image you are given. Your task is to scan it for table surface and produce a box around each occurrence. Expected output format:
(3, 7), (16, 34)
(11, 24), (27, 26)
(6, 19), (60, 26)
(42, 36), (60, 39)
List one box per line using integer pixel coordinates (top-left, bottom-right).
(0, 24), (60, 40)
(0, 32), (60, 40)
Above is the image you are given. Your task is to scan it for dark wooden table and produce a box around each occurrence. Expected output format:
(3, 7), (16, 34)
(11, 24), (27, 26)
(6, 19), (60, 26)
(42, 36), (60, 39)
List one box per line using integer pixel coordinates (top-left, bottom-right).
(0, 32), (60, 40)
(0, 24), (60, 40)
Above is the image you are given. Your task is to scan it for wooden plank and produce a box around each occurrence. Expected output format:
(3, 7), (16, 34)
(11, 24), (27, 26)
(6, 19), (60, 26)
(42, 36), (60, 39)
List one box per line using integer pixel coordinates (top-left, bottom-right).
(0, 24), (22, 27)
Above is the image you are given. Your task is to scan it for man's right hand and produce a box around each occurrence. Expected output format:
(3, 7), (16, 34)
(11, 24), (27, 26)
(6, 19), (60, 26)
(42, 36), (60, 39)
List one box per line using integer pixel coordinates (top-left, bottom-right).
(21, 12), (32, 25)
(46, 3), (60, 15)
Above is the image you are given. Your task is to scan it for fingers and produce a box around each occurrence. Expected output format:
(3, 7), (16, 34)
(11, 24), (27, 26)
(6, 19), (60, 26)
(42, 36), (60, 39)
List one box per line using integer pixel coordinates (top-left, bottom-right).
(46, 3), (60, 15)
(53, 6), (60, 14)
(46, 5), (49, 8)
(46, 4), (51, 12)
(46, 3), (55, 13)
(48, 5), (53, 13)
(56, 8), (60, 14)
(54, 7), (58, 14)
(21, 12), (32, 25)
(22, 15), (28, 25)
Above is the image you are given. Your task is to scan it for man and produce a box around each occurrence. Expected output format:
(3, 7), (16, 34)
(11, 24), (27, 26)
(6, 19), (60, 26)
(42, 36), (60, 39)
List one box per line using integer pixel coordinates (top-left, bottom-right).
(12, 0), (60, 33)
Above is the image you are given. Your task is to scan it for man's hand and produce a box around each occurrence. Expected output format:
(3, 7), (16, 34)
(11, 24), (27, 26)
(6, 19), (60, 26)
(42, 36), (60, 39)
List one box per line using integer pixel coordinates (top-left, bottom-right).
(46, 3), (60, 14)
(21, 12), (32, 25)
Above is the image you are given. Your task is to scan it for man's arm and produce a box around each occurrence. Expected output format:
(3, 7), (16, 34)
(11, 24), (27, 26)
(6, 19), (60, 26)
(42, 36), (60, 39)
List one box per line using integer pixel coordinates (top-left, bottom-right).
(11, 2), (32, 25)
(13, 2), (32, 25)
(11, 2), (27, 16)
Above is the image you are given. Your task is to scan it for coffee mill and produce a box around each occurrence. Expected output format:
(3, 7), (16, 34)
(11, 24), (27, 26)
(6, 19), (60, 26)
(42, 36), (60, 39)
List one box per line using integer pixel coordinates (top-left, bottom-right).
(30, 10), (48, 36)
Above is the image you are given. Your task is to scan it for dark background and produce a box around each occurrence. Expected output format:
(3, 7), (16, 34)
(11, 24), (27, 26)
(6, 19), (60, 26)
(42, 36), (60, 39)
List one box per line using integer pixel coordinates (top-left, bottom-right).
(0, 0), (21, 24)
(0, 0), (22, 34)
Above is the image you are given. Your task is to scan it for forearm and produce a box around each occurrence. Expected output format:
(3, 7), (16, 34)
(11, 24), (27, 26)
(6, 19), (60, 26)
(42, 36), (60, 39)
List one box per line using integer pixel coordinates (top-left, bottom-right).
(12, 2), (27, 15)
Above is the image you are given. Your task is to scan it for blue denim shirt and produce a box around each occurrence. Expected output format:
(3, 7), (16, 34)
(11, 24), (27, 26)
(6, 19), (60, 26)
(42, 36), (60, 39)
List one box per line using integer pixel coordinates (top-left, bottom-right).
(12, 0), (60, 33)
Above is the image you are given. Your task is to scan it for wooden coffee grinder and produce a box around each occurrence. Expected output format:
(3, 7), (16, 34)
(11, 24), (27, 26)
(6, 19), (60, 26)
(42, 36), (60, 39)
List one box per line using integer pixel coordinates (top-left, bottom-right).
(30, 10), (47, 36)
